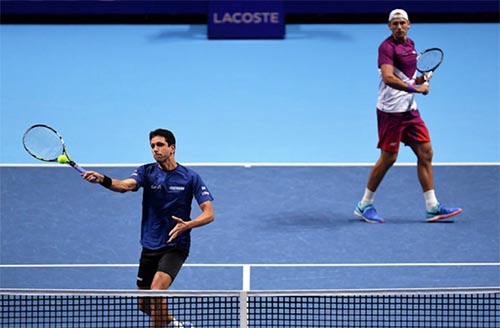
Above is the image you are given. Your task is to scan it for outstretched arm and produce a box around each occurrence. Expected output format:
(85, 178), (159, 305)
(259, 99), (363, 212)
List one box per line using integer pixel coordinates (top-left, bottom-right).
(83, 170), (138, 193)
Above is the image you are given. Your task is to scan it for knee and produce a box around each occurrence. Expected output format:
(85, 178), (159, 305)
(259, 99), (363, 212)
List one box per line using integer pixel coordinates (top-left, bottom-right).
(387, 155), (398, 166)
(419, 145), (433, 163)
(151, 271), (173, 291)
(380, 151), (398, 167)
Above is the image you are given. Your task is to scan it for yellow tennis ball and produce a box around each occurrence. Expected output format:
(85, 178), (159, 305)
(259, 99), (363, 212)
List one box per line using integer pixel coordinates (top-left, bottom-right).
(57, 154), (68, 164)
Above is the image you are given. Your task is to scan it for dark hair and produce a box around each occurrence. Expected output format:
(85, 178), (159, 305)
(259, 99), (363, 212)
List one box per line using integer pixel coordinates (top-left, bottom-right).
(149, 129), (176, 146)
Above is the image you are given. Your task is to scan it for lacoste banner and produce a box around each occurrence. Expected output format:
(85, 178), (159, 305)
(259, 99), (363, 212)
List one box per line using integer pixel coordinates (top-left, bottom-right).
(208, 0), (285, 39)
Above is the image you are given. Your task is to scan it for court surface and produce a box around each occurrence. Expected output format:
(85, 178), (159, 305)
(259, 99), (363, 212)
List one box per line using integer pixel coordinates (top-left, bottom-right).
(1, 164), (499, 291)
(0, 23), (499, 292)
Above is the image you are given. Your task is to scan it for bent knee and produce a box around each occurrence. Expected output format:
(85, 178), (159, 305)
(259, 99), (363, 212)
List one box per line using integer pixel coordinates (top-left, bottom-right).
(419, 146), (434, 162)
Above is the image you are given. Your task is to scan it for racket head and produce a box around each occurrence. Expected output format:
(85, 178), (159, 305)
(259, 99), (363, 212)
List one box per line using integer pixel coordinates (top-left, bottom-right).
(417, 48), (444, 73)
(22, 124), (65, 162)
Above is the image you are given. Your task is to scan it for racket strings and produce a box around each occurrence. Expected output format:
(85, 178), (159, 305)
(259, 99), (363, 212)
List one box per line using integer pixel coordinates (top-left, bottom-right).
(23, 127), (64, 161)
(417, 50), (443, 72)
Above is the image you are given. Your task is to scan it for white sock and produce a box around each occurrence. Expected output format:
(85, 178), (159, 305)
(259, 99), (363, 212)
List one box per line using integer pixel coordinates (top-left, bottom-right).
(167, 319), (184, 327)
(424, 189), (438, 211)
(360, 188), (375, 207)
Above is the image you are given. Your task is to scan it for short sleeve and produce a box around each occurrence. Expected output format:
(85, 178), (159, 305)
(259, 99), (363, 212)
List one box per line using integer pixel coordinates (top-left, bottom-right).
(378, 41), (394, 67)
(130, 165), (145, 189)
(192, 173), (214, 205)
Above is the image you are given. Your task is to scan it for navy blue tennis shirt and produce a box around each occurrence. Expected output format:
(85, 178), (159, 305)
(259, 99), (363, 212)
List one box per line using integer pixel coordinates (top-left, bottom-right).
(130, 163), (214, 251)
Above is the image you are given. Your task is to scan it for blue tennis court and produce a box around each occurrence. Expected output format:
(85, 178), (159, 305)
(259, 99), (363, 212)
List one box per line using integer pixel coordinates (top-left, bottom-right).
(0, 22), (499, 296)
(1, 164), (499, 292)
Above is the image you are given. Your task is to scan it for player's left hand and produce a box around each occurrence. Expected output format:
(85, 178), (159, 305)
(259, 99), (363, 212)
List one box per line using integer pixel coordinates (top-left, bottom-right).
(168, 216), (190, 243)
(417, 83), (430, 95)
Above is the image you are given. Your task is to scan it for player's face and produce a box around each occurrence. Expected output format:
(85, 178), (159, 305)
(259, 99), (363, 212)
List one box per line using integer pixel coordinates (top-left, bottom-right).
(150, 136), (175, 163)
(389, 18), (410, 41)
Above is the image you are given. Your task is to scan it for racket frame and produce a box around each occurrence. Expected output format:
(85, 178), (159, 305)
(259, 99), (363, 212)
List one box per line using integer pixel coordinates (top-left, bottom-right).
(416, 47), (444, 79)
(22, 124), (87, 174)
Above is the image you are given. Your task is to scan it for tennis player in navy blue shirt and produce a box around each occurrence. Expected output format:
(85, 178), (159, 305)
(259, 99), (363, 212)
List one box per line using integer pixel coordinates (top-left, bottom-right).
(83, 128), (214, 328)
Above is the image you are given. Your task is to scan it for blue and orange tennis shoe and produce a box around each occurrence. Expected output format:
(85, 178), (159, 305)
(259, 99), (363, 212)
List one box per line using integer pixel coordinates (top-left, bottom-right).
(354, 203), (385, 223)
(426, 203), (462, 222)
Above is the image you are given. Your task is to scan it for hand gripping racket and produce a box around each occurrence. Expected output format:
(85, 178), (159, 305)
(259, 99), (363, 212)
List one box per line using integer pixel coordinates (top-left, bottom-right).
(22, 124), (87, 174)
(416, 47), (444, 85)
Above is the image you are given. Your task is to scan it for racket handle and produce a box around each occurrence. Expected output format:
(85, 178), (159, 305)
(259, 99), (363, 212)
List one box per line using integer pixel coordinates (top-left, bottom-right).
(422, 71), (432, 95)
(424, 71), (433, 85)
(70, 162), (87, 174)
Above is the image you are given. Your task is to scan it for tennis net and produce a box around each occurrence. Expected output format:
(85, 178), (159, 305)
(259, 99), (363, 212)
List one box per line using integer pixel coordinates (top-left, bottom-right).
(1, 287), (499, 327)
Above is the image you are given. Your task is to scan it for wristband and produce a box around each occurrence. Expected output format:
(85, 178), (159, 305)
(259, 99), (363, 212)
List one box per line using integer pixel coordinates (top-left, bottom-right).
(100, 175), (112, 188)
(407, 84), (415, 93)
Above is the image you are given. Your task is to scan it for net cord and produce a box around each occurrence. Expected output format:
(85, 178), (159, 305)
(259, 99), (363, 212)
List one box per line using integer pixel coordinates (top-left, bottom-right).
(1, 286), (498, 297)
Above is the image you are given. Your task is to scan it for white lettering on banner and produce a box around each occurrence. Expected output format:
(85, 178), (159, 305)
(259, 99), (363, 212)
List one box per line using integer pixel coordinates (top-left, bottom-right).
(213, 12), (280, 24)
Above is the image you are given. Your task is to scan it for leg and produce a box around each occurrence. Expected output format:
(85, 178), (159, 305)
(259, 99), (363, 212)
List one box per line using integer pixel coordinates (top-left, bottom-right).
(136, 247), (185, 327)
(136, 249), (160, 317)
(148, 247), (189, 327)
(408, 141), (434, 192)
(366, 150), (398, 192)
(138, 288), (151, 316)
(355, 150), (398, 223)
(408, 140), (462, 221)
(150, 272), (175, 328)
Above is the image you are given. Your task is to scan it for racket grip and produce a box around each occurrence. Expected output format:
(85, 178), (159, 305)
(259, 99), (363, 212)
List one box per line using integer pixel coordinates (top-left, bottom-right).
(71, 163), (87, 174)
(422, 71), (432, 95)
(423, 71), (432, 85)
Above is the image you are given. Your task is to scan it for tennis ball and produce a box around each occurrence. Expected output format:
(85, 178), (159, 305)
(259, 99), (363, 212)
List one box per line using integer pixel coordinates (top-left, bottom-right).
(57, 154), (68, 164)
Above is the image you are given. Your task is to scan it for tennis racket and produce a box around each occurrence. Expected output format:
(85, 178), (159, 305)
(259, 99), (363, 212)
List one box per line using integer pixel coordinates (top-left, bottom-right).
(22, 124), (87, 174)
(417, 47), (444, 85)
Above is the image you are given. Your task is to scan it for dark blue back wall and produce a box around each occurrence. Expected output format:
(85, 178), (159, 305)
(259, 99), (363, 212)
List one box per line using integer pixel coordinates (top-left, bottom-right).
(1, 0), (498, 16)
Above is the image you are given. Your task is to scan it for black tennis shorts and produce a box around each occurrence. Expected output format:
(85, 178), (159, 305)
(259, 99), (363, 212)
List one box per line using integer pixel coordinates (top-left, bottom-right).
(136, 246), (189, 289)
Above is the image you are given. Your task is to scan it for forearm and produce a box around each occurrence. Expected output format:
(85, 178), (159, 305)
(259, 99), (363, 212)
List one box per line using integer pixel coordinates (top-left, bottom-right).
(383, 74), (411, 91)
(188, 201), (215, 228)
(83, 171), (137, 192)
(384, 75), (427, 94)
(99, 175), (132, 193)
(188, 212), (214, 229)
(380, 64), (428, 94)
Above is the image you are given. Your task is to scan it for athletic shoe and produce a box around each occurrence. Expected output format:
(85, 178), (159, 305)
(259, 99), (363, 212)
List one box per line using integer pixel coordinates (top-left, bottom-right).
(354, 203), (385, 223)
(426, 203), (462, 222)
(167, 319), (185, 327)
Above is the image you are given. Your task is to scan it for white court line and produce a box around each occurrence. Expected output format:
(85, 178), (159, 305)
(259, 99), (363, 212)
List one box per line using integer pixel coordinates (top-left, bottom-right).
(3, 262), (498, 291)
(1, 262), (499, 268)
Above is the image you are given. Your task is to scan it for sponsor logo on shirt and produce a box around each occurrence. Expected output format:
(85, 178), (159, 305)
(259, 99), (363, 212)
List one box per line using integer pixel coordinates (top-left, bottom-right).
(201, 186), (210, 196)
(169, 186), (185, 191)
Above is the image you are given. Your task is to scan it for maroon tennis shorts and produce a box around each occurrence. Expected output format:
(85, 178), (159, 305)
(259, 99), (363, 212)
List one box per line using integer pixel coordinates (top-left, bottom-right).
(376, 109), (431, 152)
